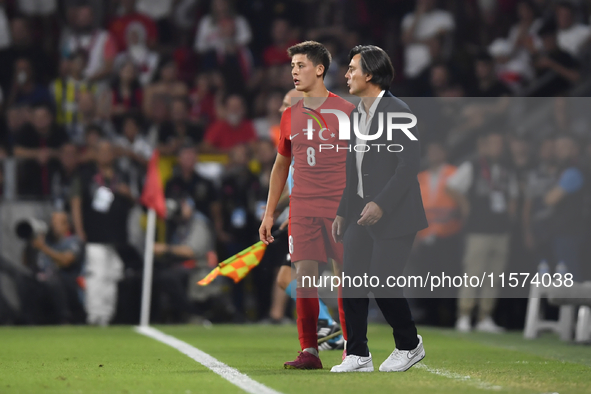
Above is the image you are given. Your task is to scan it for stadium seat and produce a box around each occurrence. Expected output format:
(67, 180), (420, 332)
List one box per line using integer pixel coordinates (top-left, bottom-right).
(575, 306), (591, 343)
(524, 282), (591, 343)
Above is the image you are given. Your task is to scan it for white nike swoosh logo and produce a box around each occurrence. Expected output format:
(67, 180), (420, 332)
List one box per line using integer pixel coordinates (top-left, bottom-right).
(357, 358), (372, 366)
(290, 133), (299, 140)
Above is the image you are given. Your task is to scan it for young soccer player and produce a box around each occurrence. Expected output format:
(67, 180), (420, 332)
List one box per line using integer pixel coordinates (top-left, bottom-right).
(260, 41), (354, 369)
(272, 88), (344, 350)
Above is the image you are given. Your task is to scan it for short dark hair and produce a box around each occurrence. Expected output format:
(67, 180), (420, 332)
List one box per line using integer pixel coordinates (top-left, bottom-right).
(171, 96), (190, 108)
(555, 132), (580, 145)
(32, 103), (58, 119)
(287, 41), (332, 79)
(518, 0), (540, 17)
(475, 51), (493, 63)
(348, 45), (395, 90)
(85, 124), (103, 136)
(556, 0), (576, 12)
(482, 128), (506, 139)
(223, 93), (245, 106)
(122, 112), (141, 127)
(179, 142), (197, 153)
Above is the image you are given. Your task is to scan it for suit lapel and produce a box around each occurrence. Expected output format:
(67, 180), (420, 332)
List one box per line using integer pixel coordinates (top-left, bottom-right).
(359, 91), (393, 174)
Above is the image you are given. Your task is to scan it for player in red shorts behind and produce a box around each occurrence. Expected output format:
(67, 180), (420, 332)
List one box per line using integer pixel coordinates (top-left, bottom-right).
(259, 41), (355, 369)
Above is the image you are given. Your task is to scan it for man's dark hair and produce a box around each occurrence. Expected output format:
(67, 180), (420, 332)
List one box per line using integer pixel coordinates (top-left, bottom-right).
(475, 51), (493, 63)
(287, 41), (332, 79)
(223, 92), (246, 106)
(122, 112), (141, 127)
(556, 0), (576, 12)
(426, 139), (447, 149)
(179, 142), (197, 153)
(171, 96), (190, 109)
(32, 102), (53, 114)
(348, 45), (395, 90)
(555, 132), (581, 145)
(518, 0), (540, 17)
(482, 128), (506, 139)
(85, 124), (103, 136)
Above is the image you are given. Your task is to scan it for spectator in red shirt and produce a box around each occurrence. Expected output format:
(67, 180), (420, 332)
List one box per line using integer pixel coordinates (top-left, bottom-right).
(201, 94), (256, 154)
(263, 19), (298, 67)
(109, 0), (158, 52)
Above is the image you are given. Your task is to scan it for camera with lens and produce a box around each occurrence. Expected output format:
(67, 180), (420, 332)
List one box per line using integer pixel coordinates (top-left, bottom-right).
(15, 218), (49, 241)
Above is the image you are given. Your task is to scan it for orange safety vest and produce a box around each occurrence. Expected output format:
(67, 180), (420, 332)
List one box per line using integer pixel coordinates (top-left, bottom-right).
(417, 164), (462, 240)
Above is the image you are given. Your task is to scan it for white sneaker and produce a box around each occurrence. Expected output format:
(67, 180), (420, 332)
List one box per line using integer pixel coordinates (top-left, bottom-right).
(330, 353), (374, 373)
(455, 315), (471, 333)
(475, 317), (505, 334)
(379, 335), (425, 372)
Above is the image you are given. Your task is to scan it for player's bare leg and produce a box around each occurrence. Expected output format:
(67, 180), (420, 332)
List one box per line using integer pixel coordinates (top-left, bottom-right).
(269, 266), (292, 321)
(277, 265), (293, 290)
(284, 259), (323, 369)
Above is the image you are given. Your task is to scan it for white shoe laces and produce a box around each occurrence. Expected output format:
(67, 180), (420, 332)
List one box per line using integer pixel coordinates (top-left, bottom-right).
(337, 355), (367, 369)
(388, 349), (405, 362)
(343, 355), (360, 365)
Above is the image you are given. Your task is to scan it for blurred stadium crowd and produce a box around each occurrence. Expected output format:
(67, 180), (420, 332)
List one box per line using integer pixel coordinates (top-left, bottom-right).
(0, 0), (591, 330)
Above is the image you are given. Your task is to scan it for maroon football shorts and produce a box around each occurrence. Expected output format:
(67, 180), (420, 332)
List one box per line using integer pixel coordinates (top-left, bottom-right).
(288, 216), (343, 264)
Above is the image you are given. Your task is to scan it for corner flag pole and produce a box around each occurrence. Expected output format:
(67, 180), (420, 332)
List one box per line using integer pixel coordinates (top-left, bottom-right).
(138, 150), (166, 327)
(140, 208), (157, 327)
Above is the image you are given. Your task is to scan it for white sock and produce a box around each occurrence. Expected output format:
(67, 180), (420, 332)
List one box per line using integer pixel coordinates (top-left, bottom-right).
(303, 347), (318, 357)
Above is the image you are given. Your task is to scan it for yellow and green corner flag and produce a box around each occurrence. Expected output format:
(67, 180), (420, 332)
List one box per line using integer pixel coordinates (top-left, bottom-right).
(198, 229), (285, 285)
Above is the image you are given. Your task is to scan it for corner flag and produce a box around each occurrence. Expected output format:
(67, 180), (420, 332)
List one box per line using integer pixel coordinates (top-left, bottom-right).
(140, 151), (166, 219)
(198, 229), (286, 286)
(139, 150), (166, 327)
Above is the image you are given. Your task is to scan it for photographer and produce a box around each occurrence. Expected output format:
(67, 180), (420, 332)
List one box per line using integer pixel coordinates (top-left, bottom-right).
(22, 211), (84, 324)
(70, 139), (134, 326)
(152, 195), (216, 323)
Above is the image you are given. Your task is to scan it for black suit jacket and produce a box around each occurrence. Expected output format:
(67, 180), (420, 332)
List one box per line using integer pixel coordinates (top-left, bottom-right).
(336, 91), (428, 239)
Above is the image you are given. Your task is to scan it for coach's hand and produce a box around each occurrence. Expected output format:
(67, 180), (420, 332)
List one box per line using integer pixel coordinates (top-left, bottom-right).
(259, 216), (275, 245)
(358, 202), (383, 226)
(332, 215), (345, 243)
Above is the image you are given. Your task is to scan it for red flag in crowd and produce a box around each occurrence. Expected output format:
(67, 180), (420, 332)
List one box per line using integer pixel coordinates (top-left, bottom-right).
(141, 151), (167, 219)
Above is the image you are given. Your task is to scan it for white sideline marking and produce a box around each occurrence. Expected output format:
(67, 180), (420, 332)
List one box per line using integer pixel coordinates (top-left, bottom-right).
(135, 326), (283, 394)
(415, 363), (502, 391)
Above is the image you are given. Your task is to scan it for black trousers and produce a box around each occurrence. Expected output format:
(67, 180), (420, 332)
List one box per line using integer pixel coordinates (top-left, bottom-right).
(342, 196), (419, 356)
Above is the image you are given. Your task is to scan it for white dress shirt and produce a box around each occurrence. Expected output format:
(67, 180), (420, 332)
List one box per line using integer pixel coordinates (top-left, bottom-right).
(356, 90), (385, 198)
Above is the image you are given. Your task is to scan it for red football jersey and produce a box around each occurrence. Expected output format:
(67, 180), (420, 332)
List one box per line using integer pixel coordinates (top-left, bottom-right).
(277, 92), (355, 218)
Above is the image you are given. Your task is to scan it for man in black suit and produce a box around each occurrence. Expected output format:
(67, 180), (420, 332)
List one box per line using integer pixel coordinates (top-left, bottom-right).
(331, 45), (428, 373)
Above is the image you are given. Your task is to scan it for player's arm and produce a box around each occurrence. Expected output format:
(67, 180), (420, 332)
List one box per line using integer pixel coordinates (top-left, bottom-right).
(259, 152), (290, 245)
(276, 185), (290, 212)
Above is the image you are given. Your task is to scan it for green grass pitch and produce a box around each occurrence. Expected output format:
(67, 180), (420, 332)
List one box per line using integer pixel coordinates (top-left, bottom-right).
(1, 324), (590, 393)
